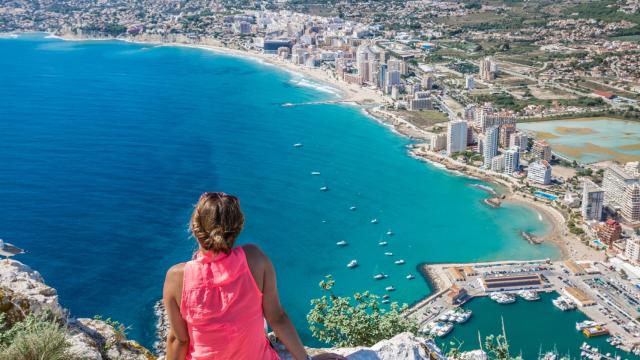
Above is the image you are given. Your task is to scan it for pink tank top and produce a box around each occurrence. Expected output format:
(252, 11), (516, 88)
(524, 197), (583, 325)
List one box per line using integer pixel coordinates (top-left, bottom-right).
(180, 247), (280, 360)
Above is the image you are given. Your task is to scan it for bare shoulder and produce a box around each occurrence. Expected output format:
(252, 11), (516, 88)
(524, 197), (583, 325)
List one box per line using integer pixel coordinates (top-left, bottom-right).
(165, 262), (186, 283)
(241, 244), (270, 267)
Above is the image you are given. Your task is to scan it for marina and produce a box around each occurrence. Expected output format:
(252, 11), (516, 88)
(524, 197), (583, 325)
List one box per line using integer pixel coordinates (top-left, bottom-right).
(406, 259), (640, 356)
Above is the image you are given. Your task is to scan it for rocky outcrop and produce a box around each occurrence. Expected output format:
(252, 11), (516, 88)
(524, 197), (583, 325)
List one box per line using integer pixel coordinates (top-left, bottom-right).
(0, 260), (154, 360)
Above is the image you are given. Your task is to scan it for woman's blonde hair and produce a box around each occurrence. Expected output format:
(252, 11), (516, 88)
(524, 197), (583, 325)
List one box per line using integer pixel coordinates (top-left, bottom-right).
(190, 192), (244, 254)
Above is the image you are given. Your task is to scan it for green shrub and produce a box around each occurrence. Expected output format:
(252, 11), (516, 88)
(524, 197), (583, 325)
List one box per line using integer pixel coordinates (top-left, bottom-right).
(307, 275), (418, 347)
(0, 313), (72, 360)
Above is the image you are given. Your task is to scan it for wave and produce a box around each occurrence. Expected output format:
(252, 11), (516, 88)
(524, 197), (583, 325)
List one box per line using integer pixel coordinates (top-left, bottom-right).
(0, 33), (18, 39)
(289, 76), (341, 97)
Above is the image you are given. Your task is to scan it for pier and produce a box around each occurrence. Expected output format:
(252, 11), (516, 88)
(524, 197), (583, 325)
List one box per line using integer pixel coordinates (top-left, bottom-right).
(406, 259), (640, 355)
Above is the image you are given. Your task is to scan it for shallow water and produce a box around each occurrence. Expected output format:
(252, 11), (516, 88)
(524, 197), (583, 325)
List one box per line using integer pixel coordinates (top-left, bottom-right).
(0, 34), (556, 347)
(519, 119), (640, 164)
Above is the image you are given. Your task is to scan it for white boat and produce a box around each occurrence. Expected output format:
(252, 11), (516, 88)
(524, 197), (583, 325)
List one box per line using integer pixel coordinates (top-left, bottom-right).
(552, 296), (576, 311)
(576, 321), (600, 331)
(489, 292), (516, 304)
(394, 259), (405, 265)
(385, 286), (396, 292)
(378, 241), (388, 246)
(320, 186), (329, 191)
(382, 294), (390, 299)
(349, 206), (357, 211)
(406, 274), (415, 280)
(373, 273), (387, 280)
(336, 240), (347, 247)
(293, 143), (303, 147)
(384, 252), (393, 256)
(347, 260), (358, 269)
(311, 171), (321, 175)
(455, 310), (472, 323)
(371, 219), (379, 224)
(381, 299), (390, 304)
(518, 290), (540, 301)
(429, 322), (453, 337)
(386, 230), (394, 236)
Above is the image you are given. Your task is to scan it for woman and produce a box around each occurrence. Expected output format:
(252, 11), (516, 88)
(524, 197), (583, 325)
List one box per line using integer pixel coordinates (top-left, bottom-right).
(163, 192), (345, 360)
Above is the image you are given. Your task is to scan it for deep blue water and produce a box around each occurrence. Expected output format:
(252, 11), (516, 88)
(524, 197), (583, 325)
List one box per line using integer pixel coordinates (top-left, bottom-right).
(0, 34), (557, 348)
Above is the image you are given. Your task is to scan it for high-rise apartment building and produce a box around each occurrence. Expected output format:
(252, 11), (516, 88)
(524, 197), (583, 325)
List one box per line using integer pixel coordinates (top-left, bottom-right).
(581, 179), (604, 221)
(479, 57), (496, 81)
(447, 120), (468, 155)
(527, 160), (551, 185)
(503, 147), (520, 175)
(532, 140), (552, 161)
(622, 184), (640, 223)
(603, 165), (640, 207)
(626, 236), (640, 265)
(510, 132), (528, 152)
(483, 126), (499, 168)
(499, 124), (516, 149)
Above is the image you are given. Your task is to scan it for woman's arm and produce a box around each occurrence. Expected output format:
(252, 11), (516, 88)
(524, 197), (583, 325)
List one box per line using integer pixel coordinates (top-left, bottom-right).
(163, 264), (190, 360)
(260, 250), (309, 360)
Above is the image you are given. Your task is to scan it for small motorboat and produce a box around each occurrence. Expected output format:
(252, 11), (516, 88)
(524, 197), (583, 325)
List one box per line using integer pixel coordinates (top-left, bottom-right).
(394, 259), (405, 265)
(349, 206), (357, 211)
(373, 273), (387, 280)
(382, 299), (390, 304)
(382, 294), (390, 299)
(406, 274), (415, 280)
(311, 171), (321, 175)
(293, 143), (303, 147)
(320, 186), (329, 192)
(370, 218), (378, 224)
(384, 252), (393, 256)
(347, 260), (358, 269)
(336, 240), (347, 247)
(386, 230), (394, 236)
(378, 241), (388, 246)
(385, 286), (396, 292)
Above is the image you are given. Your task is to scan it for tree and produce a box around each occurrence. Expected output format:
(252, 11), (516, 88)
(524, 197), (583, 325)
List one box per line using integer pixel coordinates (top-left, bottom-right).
(307, 276), (418, 347)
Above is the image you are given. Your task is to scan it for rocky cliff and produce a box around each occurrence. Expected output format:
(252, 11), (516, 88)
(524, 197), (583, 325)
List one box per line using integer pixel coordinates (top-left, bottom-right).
(1, 259), (485, 360)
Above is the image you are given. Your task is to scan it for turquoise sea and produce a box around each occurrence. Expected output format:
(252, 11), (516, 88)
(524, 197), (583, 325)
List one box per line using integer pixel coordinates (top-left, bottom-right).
(0, 34), (566, 351)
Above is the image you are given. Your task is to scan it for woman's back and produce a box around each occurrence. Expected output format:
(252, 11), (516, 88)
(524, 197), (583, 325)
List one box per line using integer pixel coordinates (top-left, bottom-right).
(180, 246), (279, 360)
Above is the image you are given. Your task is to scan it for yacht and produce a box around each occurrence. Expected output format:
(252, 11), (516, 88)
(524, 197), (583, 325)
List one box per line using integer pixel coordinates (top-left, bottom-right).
(336, 240), (347, 247)
(406, 274), (415, 280)
(489, 292), (516, 304)
(394, 259), (405, 265)
(293, 143), (303, 147)
(455, 309), (472, 323)
(384, 252), (393, 256)
(320, 186), (329, 192)
(371, 218), (379, 224)
(349, 206), (357, 211)
(518, 290), (540, 301)
(311, 171), (321, 175)
(552, 296), (576, 311)
(373, 273), (387, 280)
(385, 286), (396, 292)
(347, 260), (358, 269)
(378, 241), (388, 246)
(386, 230), (394, 236)
(576, 321), (600, 331)
(429, 322), (454, 337)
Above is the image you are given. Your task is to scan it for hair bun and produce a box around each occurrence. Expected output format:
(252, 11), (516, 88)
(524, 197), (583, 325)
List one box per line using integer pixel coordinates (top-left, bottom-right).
(204, 227), (226, 251)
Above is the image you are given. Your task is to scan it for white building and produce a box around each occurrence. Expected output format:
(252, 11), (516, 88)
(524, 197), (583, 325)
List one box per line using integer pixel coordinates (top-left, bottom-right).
(430, 133), (447, 152)
(527, 160), (552, 185)
(447, 120), (468, 155)
(622, 184), (640, 223)
(483, 126), (499, 168)
(603, 164), (640, 207)
(491, 154), (505, 172)
(625, 236), (640, 265)
(581, 179), (604, 221)
(503, 147), (520, 175)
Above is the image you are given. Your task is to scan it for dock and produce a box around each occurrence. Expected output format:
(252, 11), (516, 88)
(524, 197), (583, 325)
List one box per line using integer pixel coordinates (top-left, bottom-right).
(406, 259), (640, 355)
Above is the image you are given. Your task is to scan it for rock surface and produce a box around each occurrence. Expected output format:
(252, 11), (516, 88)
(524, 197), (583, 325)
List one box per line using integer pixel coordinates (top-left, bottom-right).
(0, 260), (155, 360)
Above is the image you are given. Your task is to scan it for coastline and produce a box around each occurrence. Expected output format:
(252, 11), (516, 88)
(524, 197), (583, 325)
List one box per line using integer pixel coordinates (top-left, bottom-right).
(29, 31), (586, 261)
